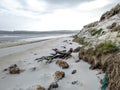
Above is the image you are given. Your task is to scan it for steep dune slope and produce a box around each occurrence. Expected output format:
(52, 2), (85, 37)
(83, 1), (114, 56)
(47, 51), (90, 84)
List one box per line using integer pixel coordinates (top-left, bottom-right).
(74, 4), (120, 90)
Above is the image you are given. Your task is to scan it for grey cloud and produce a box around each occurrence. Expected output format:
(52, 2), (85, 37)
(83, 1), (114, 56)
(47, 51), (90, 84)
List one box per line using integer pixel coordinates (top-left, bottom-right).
(40, 0), (95, 14)
(15, 0), (52, 14)
(44, 0), (94, 5)
(44, 0), (95, 10)
(0, 0), (97, 15)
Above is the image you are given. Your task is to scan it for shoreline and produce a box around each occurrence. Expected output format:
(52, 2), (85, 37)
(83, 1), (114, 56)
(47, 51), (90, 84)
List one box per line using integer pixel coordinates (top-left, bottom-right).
(0, 39), (49, 49)
(0, 35), (72, 49)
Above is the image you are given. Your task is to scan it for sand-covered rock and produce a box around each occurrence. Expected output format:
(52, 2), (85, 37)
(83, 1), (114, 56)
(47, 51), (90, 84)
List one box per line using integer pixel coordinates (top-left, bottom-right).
(9, 67), (20, 74)
(36, 85), (45, 90)
(56, 60), (69, 69)
(54, 71), (65, 80)
(4, 64), (21, 74)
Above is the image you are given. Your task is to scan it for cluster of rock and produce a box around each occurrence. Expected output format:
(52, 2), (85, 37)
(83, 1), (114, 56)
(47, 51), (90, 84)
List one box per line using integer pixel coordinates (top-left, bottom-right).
(36, 82), (59, 90)
(4, 64), (22, 74)
(35, 57), (79, 90)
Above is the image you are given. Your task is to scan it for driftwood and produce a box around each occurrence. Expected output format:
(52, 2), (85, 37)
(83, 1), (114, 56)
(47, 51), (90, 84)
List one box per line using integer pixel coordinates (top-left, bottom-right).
(35, 48), (73, 63)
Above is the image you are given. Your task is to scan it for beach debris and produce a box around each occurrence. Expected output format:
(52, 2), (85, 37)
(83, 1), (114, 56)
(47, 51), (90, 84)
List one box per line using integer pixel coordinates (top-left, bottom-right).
(3, 64), (22, 74)
(48, 82), (59, 90)
(36, 85), (45, 90)
(35, 48), (73, 63)
(54, 71), (65, 80)
(56, 60), (69, 69)
(71, 70), (77, 74)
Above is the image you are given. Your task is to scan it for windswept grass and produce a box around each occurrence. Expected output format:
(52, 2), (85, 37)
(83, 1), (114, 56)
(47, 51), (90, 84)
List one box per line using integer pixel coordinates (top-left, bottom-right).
(91, 28), (103, 36)
(95, 41), (119, 54)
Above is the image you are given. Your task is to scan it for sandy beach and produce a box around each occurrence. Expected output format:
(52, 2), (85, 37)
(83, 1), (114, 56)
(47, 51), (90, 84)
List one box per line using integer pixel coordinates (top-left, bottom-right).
(0, 37), (103, 90)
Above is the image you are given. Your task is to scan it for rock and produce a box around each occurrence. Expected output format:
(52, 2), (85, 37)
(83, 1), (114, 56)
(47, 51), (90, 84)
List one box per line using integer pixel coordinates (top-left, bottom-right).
(3, 68), (8, 71)
(34, 53), (37, 55)
(73, 47), (81, 52)
(56, 60), (69, 69)
(5, 64), (21, 74)
(72, 81), (78, 85)
(54, 71), (65, 80)
(75, 60), (80, 63)
(9, 67), (20, 74)
(71, 70), (77, 74)
(36, 85), (45, 90)
(48, 82), (59, 90)
(69, 43), (72, 44)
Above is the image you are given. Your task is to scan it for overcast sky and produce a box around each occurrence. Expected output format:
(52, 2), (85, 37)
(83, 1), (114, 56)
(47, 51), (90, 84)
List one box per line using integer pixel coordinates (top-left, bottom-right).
(0, 0), (119, 31)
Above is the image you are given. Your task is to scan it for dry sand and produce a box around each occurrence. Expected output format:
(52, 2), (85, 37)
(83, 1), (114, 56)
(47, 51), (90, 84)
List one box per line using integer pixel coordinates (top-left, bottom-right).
(0, 37), (103, 90)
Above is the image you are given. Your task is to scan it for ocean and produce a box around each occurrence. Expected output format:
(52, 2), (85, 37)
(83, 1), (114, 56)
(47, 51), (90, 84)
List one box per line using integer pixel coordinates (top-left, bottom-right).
(0, 30), (78, 44)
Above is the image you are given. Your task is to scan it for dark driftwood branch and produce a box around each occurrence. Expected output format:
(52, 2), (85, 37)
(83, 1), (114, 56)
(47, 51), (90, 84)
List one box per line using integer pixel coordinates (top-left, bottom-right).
(35, 48), (73, 63)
